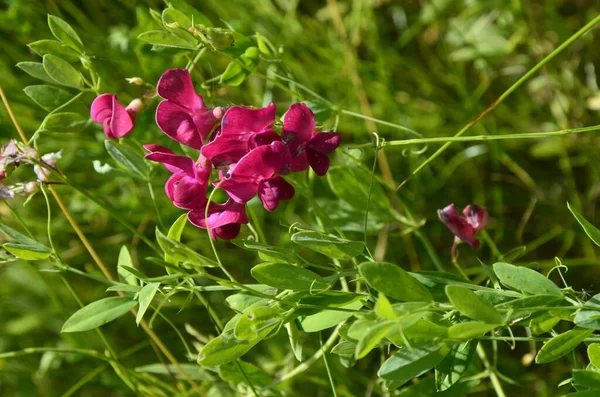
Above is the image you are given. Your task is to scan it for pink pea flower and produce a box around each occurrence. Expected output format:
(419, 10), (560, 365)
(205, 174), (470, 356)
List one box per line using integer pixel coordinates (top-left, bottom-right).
(91, 94), (140, 139)
(144, 144), (211, 211)
(438, 203), (488, 259)
(201, 103), (279, 166)
(155, 68), (223, 149)
(188, 200), (248, 241)
(217, 141), (294, 211)
(282, 103), (341, 176)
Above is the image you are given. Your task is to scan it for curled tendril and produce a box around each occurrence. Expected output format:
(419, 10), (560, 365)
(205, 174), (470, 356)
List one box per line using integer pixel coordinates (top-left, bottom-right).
(401, 144), (429, 157)
(288, 222), (302, 235)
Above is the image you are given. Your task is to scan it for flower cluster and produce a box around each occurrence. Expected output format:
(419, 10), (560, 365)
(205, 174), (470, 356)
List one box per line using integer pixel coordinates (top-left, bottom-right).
(438, 203), (488, 259)
(136, 68), (341, 240)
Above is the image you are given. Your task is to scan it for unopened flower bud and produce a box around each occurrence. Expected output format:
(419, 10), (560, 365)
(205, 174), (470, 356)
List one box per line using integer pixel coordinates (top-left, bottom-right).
(22, 181), (38, 195)
(126, 77), (146, 86)
(205, 28), (235, 50)
(212, 106), (225, 119)
(34, 151), (62, 182)
(126, 98), (143, 121)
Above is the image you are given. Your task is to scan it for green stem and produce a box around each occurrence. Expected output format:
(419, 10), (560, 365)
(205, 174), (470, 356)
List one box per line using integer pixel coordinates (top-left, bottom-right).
(477, 344), (506, 397)
(340, 109), (423, 137)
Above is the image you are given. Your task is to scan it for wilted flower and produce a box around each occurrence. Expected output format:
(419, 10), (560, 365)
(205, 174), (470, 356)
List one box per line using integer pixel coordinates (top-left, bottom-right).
(201, 103), (279, 166)
(90, 94), (140, 139)
(438, 203), (488, 258)
(0, 139), (38, 180)
(217, 141), (294, 211)
(282, 103), (341, 176)
(155, 68), (223, 149)
(34, 151), (62, 182)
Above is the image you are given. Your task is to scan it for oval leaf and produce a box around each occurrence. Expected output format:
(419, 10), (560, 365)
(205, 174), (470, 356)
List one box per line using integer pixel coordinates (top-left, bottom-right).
(493, 262), (561, 296)
(445, 285), (503, 324)
(291, 230), (364, 260)
(24, 85), (73, 112)
(43, 54), (82, 88)
(136, 282), (160, 325)
(569, 202), (600, 247)
(435, 340), (478, 391)
(251, 263), (329, 291)
(48, 15), (84, 53)
(42, 112), (88, 133)
(359, 261), (432, 302)
(535, 327), (593, 364)
(62, 297), (138, 333)
(105, 140), (151, 180)
(588, 343), (600, 368)
(17, 62), (57, 84)
(28, 40), (80, 62)
(138, 31), (196, 49)
(378, 343), (449, 383)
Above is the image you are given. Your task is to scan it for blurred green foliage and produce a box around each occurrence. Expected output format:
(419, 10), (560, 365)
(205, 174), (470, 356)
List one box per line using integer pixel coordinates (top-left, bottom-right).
(1, 0), (600, 396)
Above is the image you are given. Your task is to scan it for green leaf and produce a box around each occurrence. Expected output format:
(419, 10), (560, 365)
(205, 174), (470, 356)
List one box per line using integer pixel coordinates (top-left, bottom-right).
(299, 299), (363, 333)
(136, 282), (159, 325)
(138, 31), (196, 49)
(445, 285), (503, 324)
(493, 262), (562, 296)
(234, 240), (298, 264)
(251, 263), (329, 291)
(304, 100), (333, 125)
(447, 322), (498, 341)
(568, 202), (600, 247)
(220, 46), (260, 86)
(117, 246), (137, 286)
(135, 363), (213, 381)
(355, 320), (396, 359)
(529, 312), (561, 335)
(375, 293), (397, 319)
(198, 321), (279, 366)
(106, 284), (142, 294)
(291, 230), (364, 260)
(234, 306), (280, 341)
(285, 321), (303, 361)
(575, 294), (600, 329)
(156, 228), (219, 268)
(588, 344), (600, 368)
(535, 327), (593, 364)
(225, 293), (267, 314)
(168, 0), (213, 26)
(28, 40), (80, 62)
(435, 340), (478, 391)
(42, 112), (88, 133)
(3, 243), (52, 260)
(495, 294), (564, 324)
(23, 85), (73, 112)
(48, 15), (84, 53)
(162, 8), (192, 29)
(359, 262), (432, 302)
(573, 370), (600, 389)
(377, 343), (449, 383)
(104, 140), (151, 180)
(62, 297), (138, 333)
(165, 214), (188, 273)
(218, 360), (271, 389)
(17, 62), (57, 84)
(0, 224), (52, 251)
(563, 392), (600, 397)
(42, 54), (82, 88)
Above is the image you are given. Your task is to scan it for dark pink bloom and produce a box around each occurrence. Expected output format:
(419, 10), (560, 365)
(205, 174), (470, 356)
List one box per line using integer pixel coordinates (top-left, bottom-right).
(188, 200), (248, 240)
(91, 94), (138, 139)
(282, 103), (341, 176)
(438, 204), (488, 258)
(217, 141), (293, 210)
(156, 69), (222, 149)
(201, 103), (278, 166)
(144, 144), (210, 210)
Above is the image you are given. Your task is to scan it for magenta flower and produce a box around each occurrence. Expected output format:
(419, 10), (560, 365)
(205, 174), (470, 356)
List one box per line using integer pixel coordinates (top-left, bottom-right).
(156, 68), (222, 149)
(438, 204), (488, 258)
(282, 103), (341, 176)
(188, 200), (248, 240)
(144, 144), (210, 210)
(201, 103), (279, 166)
(217, 141), (294, 211)
(91, 94), (139, 139)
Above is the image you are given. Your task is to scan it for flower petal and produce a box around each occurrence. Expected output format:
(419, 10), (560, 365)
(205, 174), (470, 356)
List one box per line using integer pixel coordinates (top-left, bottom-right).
(463, 205), (488, 232)
(306, 149), (330, 176)
(157, 68), (204, 111)
(145, 149), (196, 176)
(109, 95), (134, 138)
(282, 103), (315, 155)
(90, 93), (113, 123)
(290, 152), (309, 172)
(188, 200), (248, 240)
(437, 204), (478, 248)
(202, 104), (276, 165)
(156, 101), (204, 149)
(218, 141), (292, 203)
(165, 173), (208, 210)
(258, 176), (295, 211)
(307, 132), (341, 155)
